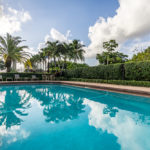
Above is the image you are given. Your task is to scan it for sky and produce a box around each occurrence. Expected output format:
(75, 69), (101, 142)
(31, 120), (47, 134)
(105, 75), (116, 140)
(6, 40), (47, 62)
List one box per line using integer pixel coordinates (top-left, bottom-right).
(1, 0), (150, 66)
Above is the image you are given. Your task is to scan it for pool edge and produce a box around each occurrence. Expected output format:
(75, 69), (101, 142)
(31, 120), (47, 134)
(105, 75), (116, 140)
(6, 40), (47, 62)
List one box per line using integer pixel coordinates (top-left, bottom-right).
(0, 80), (150, 98)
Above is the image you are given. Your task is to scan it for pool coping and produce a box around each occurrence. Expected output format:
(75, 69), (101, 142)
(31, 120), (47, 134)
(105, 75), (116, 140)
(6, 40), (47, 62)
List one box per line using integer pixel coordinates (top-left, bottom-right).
(0, 80), (150, 98)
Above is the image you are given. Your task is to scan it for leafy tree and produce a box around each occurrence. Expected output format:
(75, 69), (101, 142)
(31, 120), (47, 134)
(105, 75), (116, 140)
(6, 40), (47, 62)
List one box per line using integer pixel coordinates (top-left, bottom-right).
(96, 51), (128, 65)
(131, 47), (150, 61)
(103, 40), (118, 53)
(0, 33), (30, 72)
(96, 40), (128, 65)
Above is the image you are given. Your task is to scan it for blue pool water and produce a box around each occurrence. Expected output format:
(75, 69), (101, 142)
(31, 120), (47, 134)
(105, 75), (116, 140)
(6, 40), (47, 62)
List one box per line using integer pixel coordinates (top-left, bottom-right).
(0, 84), (150, 150)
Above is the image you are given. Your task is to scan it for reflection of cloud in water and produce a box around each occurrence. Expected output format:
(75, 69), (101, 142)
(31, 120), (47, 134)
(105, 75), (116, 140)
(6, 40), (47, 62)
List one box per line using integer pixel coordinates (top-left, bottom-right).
(84, 99), (150, 150)
(0, 125), (30, 147)
(0, 91), (6, 103)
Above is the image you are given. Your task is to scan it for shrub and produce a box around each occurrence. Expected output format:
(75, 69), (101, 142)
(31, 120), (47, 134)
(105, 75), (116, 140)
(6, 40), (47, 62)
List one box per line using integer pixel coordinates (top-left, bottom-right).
(124, 61), (150, 81)
(56, 77), (150, 87)
(64, 63), (124, 80)
(64, 61), (150, 81)
(0, 73), (50, 80)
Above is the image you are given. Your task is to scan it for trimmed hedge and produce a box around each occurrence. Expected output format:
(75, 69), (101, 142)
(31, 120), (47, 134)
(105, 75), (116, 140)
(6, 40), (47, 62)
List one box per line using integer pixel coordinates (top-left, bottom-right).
(65, 63), (124, 80)
(0, 73), (51, 81)
(124, 61), (150, 81)
(64, 61), (150, 81)
(56, 77), (150, 87)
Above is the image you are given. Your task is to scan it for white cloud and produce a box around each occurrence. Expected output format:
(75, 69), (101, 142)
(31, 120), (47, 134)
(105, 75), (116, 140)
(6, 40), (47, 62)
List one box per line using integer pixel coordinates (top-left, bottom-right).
(38, 28), (72, 50)
(24, 47), (37, 56)
(47, 28), (71, 43)
(84, 99), (150, 150)
(86, 0), (150, 58)
(121, 40), (150, 58)
(0, 125), (30, 147)
(0, 4), (31, 35)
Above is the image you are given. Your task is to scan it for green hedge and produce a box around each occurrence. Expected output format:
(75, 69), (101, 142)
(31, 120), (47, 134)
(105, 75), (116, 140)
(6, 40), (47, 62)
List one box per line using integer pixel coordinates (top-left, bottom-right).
(56, 77), (150, 87)
(65, 63), (124, 80)
(0, 73), (51, 81)
(124, 61), (150, 81)
(64, 61), (150, 81)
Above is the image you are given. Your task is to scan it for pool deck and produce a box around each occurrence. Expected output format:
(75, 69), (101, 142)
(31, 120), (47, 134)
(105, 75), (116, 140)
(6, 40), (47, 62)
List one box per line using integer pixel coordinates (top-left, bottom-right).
(0, 80), (150, 97)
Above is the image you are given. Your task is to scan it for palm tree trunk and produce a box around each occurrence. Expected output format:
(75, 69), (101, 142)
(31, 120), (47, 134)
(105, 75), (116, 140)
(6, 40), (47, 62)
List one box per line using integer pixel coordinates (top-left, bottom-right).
(12, 60), (17, 71)
(54, 57), (56, 68)
(5, 57), (12, 72)
(47, 56), (50, 73)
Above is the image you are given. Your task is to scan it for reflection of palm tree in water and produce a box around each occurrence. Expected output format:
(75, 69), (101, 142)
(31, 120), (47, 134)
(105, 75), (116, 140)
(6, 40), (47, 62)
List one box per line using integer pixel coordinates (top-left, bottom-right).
(43, 93), (85, 123)
(27, 86), (85, 123)
(0, 88), (31, 129)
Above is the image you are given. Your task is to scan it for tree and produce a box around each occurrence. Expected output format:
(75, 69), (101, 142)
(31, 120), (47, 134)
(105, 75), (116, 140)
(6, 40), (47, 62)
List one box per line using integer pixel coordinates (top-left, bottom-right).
(46, 41), (60, 68)
(0, 33), (30, 72)
(131, 47), (150, 61)
(70, 40), (85, 62)
(96, 51), (128, 65)
(24, 59), (32, 70)
(102, 40), (118, 65)
(0, 60), (5, 70)
(30, 39), (86, 73)
(30, 54), (40, 70)
(96, 40), (128, 65)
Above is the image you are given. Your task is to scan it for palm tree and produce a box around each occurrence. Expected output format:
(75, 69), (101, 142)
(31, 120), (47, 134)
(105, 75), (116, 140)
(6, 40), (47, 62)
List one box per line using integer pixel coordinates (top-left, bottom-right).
(70, 40), (85, 62)
(41, 47), (52, 73)
(46, 41), (60, 68)
(0, 33), (30, 72)
(30, 54), (40, 70)
(61, 42), (72, 70)
(24, 59), (32, 70)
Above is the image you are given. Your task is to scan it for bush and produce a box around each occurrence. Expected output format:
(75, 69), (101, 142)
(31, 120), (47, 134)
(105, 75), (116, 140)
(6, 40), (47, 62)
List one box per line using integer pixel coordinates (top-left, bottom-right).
(56, 77), (150, 87)
(124, 61), (150, 81)
(64, 61), (150, 81)
(65, 63), (124, 80)
(0, 73), (51, 80)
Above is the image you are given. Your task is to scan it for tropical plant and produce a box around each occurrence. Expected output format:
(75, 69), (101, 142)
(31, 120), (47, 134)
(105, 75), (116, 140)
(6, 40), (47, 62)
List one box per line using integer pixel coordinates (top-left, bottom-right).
(46, 41), (60, 68)
(70, 40), (85, 62)
(24, 59), (32, 70)
(0, 33), (30, 72)
(0, 60), (5, 70)
(30, 39), (85, 73)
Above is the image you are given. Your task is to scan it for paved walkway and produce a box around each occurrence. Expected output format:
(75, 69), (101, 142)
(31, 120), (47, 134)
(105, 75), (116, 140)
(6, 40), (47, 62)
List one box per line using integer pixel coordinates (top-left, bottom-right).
(0, 80), (150, 97)
(59, 81), (150, 97)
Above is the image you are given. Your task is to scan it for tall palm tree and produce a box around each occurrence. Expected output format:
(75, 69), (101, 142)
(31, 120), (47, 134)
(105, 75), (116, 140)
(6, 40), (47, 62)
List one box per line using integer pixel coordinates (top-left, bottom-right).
(39, 51), (46, 71)
(70, 40), (85, 62)
(61, 42), (72, 70)
(0, 33), (30, 72)
(41, 47), (52, 73)
(30, 54), (40, 70)
(46, 41), (60, 68)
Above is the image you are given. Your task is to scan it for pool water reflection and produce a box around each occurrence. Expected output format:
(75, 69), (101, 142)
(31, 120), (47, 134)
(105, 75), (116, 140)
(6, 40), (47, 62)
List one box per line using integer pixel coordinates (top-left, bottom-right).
(0, 84), (150, 150)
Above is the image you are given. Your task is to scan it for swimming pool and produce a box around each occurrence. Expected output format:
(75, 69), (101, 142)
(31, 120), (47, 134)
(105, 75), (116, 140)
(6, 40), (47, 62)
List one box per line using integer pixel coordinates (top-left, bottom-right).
(0, 84), (150, 150)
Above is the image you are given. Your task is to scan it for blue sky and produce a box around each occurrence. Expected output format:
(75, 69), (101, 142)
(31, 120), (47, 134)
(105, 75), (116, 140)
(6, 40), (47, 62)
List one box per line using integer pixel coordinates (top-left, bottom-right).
(1, 0), (150, 65)
(5, 0), (118, 47)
